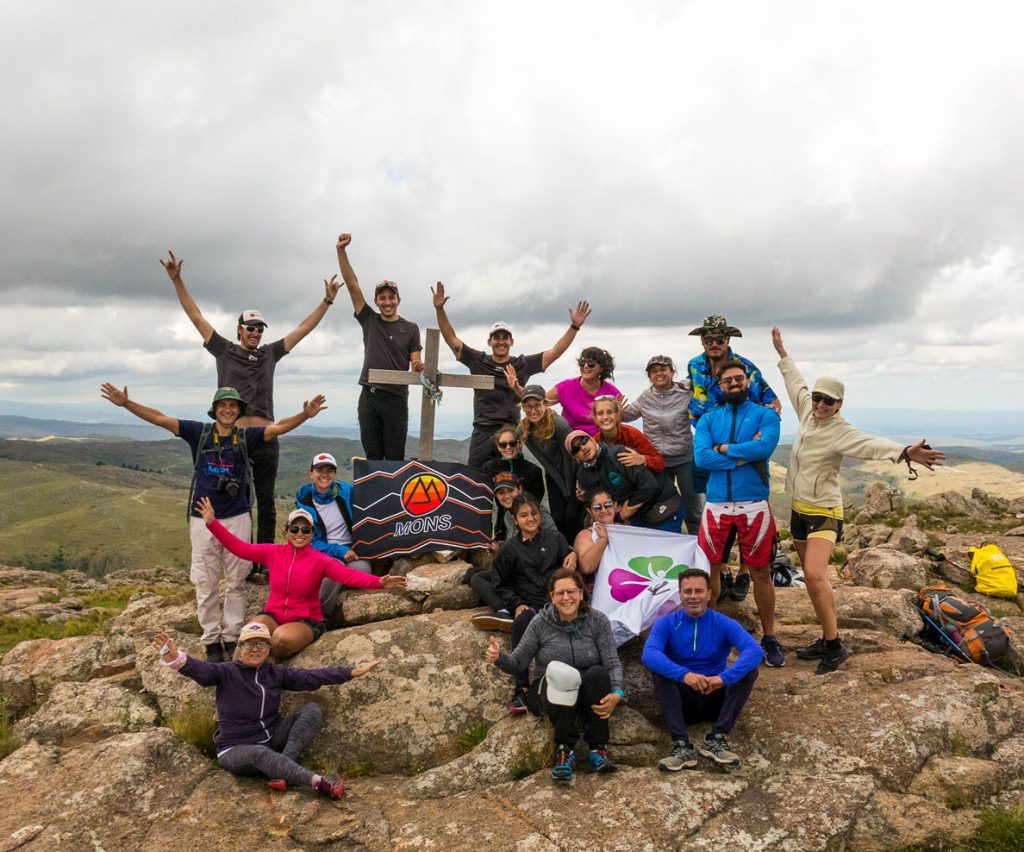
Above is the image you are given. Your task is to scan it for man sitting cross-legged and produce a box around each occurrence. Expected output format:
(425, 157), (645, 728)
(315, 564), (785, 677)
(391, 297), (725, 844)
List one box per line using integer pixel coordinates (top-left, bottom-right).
(641, 568), (763, 770)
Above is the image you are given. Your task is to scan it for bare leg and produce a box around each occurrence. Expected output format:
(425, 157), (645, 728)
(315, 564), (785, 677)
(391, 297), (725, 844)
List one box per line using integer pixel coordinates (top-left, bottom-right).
(748, 564), (775, 637)
(799, 538), (838, 640)
(270, 621), (316, 659)
(709, 564), (725, 610)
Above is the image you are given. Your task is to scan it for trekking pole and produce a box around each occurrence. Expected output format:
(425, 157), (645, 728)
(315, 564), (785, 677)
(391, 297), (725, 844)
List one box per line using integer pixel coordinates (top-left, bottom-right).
(924, 548), (973, 588)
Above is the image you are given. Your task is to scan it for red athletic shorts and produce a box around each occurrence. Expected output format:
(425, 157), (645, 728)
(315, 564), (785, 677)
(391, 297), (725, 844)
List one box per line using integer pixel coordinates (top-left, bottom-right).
(699, 500), (776, 568)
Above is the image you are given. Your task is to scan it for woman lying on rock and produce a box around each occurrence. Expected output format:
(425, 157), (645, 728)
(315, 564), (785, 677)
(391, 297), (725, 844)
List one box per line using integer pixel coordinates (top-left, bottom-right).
(152, 621), (380, 798)
(484, 568), (624, 782)
(195, 496), (406, 657)
(771, 327), (945, 674)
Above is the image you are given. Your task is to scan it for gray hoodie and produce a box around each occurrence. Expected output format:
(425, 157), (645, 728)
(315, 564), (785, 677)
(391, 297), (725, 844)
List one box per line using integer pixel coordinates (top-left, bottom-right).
(621, 380), (693, 466)
(497, 603), (624, 691)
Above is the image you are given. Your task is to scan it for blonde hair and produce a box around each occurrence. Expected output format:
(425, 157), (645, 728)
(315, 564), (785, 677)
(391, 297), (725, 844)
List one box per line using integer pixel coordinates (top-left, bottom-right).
(519, 407), (555, 442)
(591, 396), (622, 432)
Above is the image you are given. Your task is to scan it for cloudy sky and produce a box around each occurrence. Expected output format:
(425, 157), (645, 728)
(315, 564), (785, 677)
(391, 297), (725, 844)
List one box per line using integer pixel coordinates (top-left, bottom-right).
(3, 1), (1023, 440)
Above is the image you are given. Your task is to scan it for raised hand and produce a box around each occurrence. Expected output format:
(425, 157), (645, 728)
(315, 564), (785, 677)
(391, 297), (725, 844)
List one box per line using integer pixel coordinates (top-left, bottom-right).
(504, 364), (523, 395)
(336, 233), (352, 252)
(351, 658), (381, 677)
(568, 300), (591, 329)
(160, 250), (183, 280)
(195, 496), (216, 523)
(324, 274), (341, 302)
(431, 281), (449, 310)
(484, 635), (500, 664)
(908, 439), (945, 470)
(303, 395), (328, 418)
(100, 383), (128, 407)
(152, 631), (179, 661)
(771, 326), (788, 358)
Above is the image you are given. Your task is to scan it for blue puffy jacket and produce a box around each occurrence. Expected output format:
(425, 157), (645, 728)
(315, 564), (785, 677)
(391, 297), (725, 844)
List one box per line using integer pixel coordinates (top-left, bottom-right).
(693, 401), (780, 503)
(295, 481), (356, 560)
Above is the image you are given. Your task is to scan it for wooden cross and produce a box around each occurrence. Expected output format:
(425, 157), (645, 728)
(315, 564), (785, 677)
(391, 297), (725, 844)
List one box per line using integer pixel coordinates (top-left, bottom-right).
(368, 328), (494, 461)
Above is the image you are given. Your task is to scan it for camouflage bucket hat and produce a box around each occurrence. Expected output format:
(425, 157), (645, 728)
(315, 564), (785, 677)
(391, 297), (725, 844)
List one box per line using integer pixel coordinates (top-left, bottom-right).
(688, 315), (742, 337)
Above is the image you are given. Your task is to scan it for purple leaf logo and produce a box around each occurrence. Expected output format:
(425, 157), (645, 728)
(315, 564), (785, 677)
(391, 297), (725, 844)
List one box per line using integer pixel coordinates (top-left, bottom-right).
(608, 568), (651, 603)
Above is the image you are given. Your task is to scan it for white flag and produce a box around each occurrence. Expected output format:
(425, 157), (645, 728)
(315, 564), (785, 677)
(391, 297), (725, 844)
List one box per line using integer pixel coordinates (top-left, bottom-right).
(590, 525), (710, 646)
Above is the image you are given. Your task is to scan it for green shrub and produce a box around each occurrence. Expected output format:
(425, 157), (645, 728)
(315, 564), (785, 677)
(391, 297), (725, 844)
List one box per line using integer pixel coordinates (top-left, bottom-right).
(0, 701), (20, 761)
(165, 700), (218, 759)
(457, 721), (490, 753)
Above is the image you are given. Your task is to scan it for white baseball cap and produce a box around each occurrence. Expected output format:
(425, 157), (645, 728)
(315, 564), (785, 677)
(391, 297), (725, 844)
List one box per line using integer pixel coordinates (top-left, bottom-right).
(311, 452), (338, 469)
(544, 660), (582, 706)
(238, 310), (268, 327)
(488, 321), (513, 337)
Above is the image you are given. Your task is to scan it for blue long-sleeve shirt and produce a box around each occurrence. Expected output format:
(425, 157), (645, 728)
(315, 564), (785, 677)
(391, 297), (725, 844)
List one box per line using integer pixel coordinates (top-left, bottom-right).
(693, 400), (780, 503)
(642, 607), (763, 685)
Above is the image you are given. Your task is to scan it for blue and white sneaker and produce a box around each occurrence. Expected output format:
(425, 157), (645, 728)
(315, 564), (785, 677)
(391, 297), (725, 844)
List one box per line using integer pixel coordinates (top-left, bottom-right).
(551, 745), (575, 781)
(587, 747), (616, 773)
(761, 635), (785, 667)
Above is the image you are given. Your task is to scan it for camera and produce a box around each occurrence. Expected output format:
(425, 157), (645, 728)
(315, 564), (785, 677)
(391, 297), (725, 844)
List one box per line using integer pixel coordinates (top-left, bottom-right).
(216, 475), (241, 498)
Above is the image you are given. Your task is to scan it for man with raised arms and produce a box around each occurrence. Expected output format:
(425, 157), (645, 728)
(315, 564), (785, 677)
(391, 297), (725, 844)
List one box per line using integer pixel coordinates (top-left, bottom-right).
(161, 251), (340, 573)
(431, 282), (591, 468)
(335, 233), (424, 460)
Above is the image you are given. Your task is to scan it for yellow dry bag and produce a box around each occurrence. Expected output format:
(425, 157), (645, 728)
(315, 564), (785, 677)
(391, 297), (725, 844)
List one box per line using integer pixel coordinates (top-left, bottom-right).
(969, 544), (1018, 598)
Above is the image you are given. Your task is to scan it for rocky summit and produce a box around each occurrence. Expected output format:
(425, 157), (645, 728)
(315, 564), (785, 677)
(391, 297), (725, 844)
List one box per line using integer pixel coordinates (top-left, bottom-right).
(2, 490), (1024, 851)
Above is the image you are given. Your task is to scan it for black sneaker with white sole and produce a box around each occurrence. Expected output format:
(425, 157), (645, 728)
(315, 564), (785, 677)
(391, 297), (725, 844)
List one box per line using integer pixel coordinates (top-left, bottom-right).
(795, 637), (826, 660)
(730, 572), (751, 601)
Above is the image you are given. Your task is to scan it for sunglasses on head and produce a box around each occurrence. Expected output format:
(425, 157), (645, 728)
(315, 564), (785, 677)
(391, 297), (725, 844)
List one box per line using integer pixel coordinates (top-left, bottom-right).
(703, 335), (727, 345)
(287, 524), (313, 534)
(577, 358), (599, 368)
(243, 325), (265, 334)
(497, 439), (519, 449)
(811, 392), (839, 406)
(590, 500), (616, 511)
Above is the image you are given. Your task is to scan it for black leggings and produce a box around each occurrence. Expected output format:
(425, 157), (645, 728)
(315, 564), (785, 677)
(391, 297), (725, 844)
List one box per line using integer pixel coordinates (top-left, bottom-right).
(217, 702), (322, 786)
(527, 664), (611, 749)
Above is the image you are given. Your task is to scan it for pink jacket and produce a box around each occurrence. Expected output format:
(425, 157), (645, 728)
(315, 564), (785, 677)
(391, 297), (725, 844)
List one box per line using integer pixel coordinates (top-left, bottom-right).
(207, 519), (381, 622)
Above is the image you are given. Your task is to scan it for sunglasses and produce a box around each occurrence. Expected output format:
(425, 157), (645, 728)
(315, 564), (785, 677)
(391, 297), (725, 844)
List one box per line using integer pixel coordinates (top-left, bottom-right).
(811, 392), (839, 406)
(577, 358), (599, 368)
(590, 500), (616, 511)
(287, 524), (313, 534)
(718, 375), (746, 386)
(497, 439), (519, 449)
(702, 335), (728, 345)
(242, 640), (270, 650)
(243, 325), (265, 334)
(570, 439), (589, 454)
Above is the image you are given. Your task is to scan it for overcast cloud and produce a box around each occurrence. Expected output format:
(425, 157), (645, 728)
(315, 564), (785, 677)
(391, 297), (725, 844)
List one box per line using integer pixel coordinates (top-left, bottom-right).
(2, 1), (1023, 438)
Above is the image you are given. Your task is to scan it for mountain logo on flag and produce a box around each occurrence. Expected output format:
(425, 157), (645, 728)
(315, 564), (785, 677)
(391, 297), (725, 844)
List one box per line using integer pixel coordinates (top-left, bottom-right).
(401, 473), (448, 516)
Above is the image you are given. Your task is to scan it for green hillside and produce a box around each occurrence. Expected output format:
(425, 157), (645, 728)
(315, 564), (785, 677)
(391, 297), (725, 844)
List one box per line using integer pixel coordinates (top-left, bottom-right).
(0, 434), (473, 573)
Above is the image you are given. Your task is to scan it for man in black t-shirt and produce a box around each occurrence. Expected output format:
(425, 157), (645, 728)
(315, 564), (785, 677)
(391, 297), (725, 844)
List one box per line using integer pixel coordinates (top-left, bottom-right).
(336, 233), (424, 460)
(431, 281), (591, 468)
(161, 251), (340, 559)
(100, 382), (325, 661)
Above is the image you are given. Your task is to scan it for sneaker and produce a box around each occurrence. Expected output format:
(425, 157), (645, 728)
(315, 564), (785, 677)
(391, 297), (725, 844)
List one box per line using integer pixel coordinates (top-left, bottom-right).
(697, 733), (740, 767)
(314, 774), (345, 799)
(204, 643), (225, 663)
(470, 610), (514, 633)
(717, 570), (734, 603)
(588, 747), (617, 773)
(795, 637), (827, 660)
(658, 740), (698, 771)
(264, 778), (287, 792)
(815, 642), (852, 675)
(731, 572), (751, 602)
(551, 745), (575, 781)
(761, 635), (785, 667)
(507, 693), (528, 716)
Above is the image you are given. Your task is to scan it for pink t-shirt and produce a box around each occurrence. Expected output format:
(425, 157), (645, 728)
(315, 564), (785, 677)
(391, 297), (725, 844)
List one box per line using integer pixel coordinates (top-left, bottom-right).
(554, 378), (621, 433)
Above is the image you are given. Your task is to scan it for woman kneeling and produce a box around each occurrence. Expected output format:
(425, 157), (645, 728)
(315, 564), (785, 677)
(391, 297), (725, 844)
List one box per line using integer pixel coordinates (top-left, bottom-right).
(484, 568), (625, 781)
(152, 621), (381, 798)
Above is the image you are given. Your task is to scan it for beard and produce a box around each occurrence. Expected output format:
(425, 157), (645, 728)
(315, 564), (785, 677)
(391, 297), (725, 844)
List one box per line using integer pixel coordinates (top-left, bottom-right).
(724, 387), (749, 405)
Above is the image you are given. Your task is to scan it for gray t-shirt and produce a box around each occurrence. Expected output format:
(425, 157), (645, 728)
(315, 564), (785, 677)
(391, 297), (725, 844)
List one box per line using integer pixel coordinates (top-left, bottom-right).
(356, 304), (422, 397)
(204, 331), (288, 420)
(457, 345), (545, 426)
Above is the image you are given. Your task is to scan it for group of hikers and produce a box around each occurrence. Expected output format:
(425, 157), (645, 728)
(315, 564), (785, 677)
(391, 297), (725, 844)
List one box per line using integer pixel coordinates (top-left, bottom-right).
(104, 235), (945, 793)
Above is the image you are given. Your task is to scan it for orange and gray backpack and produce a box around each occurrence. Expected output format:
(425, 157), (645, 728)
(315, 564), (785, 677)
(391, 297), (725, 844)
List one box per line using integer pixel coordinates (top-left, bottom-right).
(916, 584), (1012, 666)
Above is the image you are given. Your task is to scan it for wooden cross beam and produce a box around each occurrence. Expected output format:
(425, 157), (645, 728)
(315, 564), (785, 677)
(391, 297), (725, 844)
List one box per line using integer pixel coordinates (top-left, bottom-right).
(368, 328), (494, 461)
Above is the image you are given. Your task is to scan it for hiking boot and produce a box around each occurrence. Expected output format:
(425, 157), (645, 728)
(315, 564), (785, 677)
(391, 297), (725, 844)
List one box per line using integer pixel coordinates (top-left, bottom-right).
(507, 693), (528, 716)
(658, 740), (698, 771)
(551, 745), (575, 781)
(314, 774), (345, 799)
(697, 733), (740, 767)
(246, 564), (269, 585)
(761, 635), (785, 667)
(730, 572), (751, 602)
(717, 570), (734, 603)
(204, 643), (225, 663)
(470, 610), (514, 633)
(815, 642), (852, 675)
(588, 747), (617, 773)
(222, 641), (237, 659)
(795, 637), (827, 660)
(264, 778), (287, 792)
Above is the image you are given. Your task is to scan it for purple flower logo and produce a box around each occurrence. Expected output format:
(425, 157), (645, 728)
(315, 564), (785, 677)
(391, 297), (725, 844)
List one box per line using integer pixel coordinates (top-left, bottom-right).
(607, 556), (690, 603)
